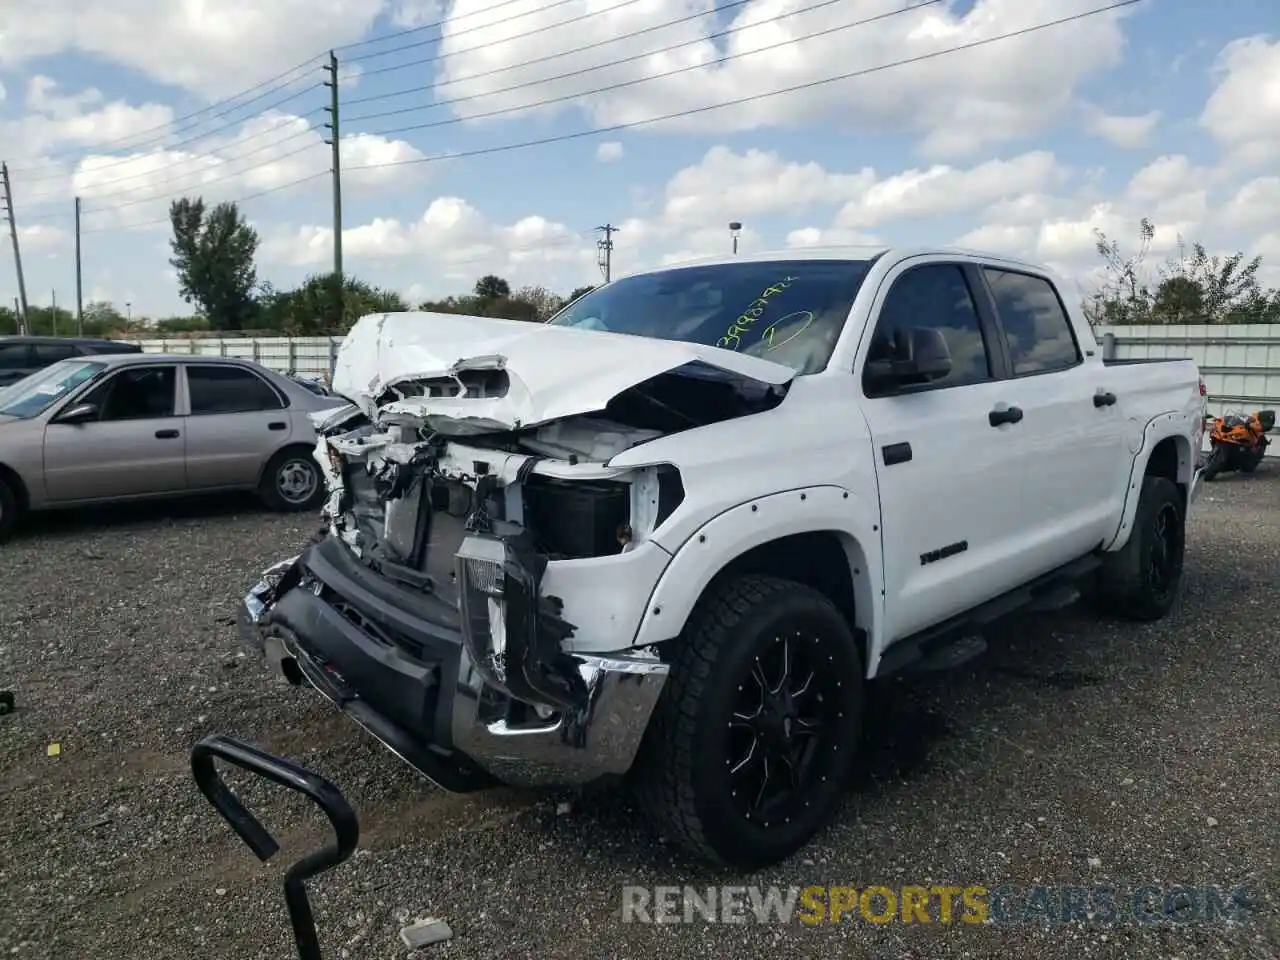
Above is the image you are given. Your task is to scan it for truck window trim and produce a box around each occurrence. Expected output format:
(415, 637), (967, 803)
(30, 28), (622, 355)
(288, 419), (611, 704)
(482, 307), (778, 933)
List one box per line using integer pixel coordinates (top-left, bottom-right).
(859, 259), (1009, 399)
(977, 265), (1084, 379)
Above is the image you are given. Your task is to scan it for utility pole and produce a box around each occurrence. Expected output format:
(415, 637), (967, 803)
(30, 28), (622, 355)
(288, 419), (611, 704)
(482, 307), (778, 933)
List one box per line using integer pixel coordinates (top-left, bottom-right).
(322, 52), (343, 284)
(595, 224), (618, 282)
(1, 162), (30, 332)
(75, 196), (84, 334)
(729, 221), (742, 255)
(51, 288), (57, 335)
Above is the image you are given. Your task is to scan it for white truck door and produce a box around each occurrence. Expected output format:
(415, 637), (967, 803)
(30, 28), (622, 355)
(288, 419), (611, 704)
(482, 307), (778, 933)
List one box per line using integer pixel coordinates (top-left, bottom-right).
(858, 259), (1033, 644)
(977, 266), (1127, 572)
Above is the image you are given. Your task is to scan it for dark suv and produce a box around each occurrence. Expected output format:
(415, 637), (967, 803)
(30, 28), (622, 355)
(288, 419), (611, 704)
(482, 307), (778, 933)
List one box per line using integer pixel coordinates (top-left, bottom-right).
(0, 336), (144, 387)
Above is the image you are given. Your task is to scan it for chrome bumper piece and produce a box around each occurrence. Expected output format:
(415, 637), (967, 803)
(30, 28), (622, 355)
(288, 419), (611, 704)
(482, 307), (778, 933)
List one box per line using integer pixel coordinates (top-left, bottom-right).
(450, 645), (668, 786)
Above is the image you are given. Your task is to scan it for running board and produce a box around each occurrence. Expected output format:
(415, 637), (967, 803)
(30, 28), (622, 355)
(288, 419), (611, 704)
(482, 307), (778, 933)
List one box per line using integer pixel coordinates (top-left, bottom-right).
(876, 554), (1101, 678)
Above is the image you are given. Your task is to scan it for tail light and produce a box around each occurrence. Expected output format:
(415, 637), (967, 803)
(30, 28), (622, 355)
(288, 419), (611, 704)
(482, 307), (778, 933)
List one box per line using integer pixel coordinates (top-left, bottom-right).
(1199, 379), (1207, 397)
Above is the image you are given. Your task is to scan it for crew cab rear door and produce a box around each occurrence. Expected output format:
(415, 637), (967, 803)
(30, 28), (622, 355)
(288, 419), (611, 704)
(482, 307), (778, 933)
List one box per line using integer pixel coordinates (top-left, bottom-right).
(856, 257), (1032, 644)
(974, 265), (1129, 571)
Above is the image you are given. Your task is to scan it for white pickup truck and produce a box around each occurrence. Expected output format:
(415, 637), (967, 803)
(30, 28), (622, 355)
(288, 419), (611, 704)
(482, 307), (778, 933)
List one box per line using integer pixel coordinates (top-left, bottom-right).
(238, 247), (1204, 868)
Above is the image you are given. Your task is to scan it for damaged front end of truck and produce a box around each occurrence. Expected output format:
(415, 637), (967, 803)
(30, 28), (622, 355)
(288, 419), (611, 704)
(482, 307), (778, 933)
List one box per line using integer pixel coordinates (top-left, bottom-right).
(237, 312), (793, 791)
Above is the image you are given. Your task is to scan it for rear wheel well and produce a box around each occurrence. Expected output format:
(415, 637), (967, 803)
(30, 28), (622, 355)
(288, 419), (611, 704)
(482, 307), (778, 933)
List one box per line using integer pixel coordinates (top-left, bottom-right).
(702, 530), (860, 640)
(1144, 436), (1187, 504)
(0, 463), (29, 512)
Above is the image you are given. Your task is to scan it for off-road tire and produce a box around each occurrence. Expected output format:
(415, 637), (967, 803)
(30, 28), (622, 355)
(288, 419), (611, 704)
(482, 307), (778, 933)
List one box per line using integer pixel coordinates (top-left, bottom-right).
(259, 446), (325, 513)
(1202, 443), (1228, 481)
(1097, 475), (1185, 621)
(0, 476), (19, 544)
(632, 574), (864, 868)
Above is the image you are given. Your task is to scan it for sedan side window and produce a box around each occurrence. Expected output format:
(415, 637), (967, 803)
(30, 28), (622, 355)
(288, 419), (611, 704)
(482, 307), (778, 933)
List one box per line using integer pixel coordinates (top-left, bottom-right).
(864, 264), (993, 393)
(82, 367), (177, 421)
(0, 343), (31, 370)
(188, 365), (284, 415)
(32, 343), (80, 364)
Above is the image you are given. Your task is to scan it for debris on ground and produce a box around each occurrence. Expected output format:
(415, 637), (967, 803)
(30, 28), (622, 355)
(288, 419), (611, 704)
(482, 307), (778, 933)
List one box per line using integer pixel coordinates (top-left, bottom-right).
(400, 918), (453, 949)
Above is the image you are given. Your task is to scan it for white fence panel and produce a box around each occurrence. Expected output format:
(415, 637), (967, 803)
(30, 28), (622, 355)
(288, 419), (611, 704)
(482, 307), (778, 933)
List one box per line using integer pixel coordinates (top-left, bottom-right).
(1101, 323), (1280, 457)
(130, 336), (343, 380)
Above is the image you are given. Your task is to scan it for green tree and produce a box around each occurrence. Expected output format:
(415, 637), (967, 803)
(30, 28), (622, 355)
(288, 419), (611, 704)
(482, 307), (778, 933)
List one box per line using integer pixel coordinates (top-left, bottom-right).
(1177, 244), (1273, 322)
(1087, 219), (1280, 325)
(512, 284), (564, 320)
(168, 197), (260, 330)
(474, 274), (511, 302)
(1086, 218), (1155, 325)
(567, 284), (595, 303)
(257, 273), (408, 335)
(1150, 275), (1205, 324)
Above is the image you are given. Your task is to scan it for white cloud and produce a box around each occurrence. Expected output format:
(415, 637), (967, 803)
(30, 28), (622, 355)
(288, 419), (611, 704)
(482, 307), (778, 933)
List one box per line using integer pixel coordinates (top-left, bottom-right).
(596, 141), (624, 162)
(834, 152), (1065, 229)
(1220, 177), (1280, 233)
(260, 197), (596, 299)
(1200, 35), (1280, 170)
(1085, 108), (1160, 148)
(0, 0), (385, 98)
(430, 0), (1130, 157)
(0, 76), (172, 163)
(17, 224), (72, 257)
(391, 0), (444, 28)
(18, 109), (432, 230)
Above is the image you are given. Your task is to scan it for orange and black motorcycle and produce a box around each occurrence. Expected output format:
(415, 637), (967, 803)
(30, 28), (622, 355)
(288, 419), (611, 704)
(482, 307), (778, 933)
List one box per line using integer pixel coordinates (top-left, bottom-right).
(1202, 408), (1275, 481)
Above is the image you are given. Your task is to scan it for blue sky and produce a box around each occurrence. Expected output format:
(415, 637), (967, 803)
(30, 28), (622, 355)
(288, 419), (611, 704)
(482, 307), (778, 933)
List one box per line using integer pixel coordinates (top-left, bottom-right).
(0, 0), (1277, 318)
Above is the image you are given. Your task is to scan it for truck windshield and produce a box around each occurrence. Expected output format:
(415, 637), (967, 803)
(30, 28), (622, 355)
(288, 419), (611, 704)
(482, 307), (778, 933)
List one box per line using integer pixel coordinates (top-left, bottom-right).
(547, 258), (873, 374)
(0, 359), (106, 419)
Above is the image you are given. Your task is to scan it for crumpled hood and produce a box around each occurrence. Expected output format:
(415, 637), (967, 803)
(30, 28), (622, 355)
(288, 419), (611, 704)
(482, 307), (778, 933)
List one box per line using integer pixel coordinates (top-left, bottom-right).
(330, 311), (795, 431)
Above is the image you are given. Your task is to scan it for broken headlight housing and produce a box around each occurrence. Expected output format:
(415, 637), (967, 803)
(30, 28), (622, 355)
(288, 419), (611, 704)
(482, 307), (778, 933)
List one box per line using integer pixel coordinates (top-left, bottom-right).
(455, 534), (582, 711)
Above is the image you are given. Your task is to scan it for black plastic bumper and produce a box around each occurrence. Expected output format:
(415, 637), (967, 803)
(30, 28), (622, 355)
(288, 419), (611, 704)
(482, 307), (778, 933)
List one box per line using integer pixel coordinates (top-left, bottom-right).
(240, 534), (670, 790)
(242, 537), (496, 792)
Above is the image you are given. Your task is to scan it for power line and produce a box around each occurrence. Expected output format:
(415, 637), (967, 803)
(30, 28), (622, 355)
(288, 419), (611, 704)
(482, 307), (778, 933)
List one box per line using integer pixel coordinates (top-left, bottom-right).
(78, 142), (325, 217)
(10, 57), (326, 179)
(77, 170), (330, 234)
(334, 0), (554, 53)
(21, 106), (325, 208)
(343, 0), (1141, 175)
(14, 0), (871, 220)
(347, 0), (923, 127)
(341, 0), (776, 107)
(15, 135), (325, 223)
(357, 0), (642, 79)
(345, 0), (592, 63)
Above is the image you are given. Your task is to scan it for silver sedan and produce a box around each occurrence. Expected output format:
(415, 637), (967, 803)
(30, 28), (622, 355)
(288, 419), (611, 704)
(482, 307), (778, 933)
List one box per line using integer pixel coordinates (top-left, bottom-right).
(0, 353), (348, 541)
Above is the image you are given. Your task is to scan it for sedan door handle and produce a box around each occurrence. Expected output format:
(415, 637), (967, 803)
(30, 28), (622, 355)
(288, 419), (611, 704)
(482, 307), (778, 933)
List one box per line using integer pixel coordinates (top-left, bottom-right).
(268, 421), (286, 431)
(155, 429), (180, 439)
(1093, 391), (1117, 407)
(988, 406), (1023, 427)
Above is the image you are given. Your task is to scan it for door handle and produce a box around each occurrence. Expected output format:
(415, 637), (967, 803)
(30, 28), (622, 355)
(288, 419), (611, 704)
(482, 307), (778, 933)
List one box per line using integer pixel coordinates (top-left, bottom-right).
(1093, 391), (1117, 407)
(988, 406), (1023, 427)
(268, 421), (286, 431)
(155, 429), (180, 439)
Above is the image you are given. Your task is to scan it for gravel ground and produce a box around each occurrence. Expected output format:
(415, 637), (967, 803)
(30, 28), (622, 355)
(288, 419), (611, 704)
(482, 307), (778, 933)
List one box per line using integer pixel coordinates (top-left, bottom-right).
(1, 475), (1277, 960)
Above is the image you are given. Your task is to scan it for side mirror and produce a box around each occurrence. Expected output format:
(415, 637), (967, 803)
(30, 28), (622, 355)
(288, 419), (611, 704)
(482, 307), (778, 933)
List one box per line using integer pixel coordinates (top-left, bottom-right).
(864, 327), (953, 393)
(56, 402), (99, 424)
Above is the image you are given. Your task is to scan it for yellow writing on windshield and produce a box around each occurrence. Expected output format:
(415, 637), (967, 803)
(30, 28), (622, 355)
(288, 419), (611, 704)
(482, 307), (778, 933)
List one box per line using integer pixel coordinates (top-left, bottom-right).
(717, 277), (797, 350)
(763, 311), (815, 352)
